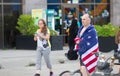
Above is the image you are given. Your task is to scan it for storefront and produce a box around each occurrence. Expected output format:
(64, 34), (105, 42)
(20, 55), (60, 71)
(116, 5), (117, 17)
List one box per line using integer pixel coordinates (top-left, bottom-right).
(0, 0), (22, 48)
(47, 0), (110, 35)
(47, 0), (110, 44)
(0, 0), (120, 49)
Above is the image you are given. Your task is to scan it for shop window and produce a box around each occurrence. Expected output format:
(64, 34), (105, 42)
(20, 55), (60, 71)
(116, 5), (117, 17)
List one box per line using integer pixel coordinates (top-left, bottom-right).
(0, 5), (4, 48)
(95, 0), (109, 3)
(47, 0), (60, 3)
(4, 5), (22, 48)
(79, 0), (94, 3)
(62, 0), (80, 3)
(3, 0), (21, 3)
(47, 5), (62, 34)
(62, 0), (72, 3)
(92, 4), (110, 25)
(0, 5), (2, 29)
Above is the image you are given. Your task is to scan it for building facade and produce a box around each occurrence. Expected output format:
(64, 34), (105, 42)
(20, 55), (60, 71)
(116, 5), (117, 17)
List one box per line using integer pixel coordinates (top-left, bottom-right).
(0, 0), (120, 49)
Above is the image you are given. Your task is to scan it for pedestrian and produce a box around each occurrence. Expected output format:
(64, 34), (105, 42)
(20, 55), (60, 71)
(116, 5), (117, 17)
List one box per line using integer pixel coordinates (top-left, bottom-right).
(68, 18), (79, 51)
(114, 26), (120, 75)
(65, 18), (79, 60)
(76, 14), (99, 76)
(34, 19), (53, 76)
(115, 26), (120, 51)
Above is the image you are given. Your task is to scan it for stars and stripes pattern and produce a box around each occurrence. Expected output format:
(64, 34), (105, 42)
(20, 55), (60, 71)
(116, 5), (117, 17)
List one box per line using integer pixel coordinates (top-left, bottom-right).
(78, 25), (99, 74)
(74, 37), (80, 51)
(81, 43), (99, 74)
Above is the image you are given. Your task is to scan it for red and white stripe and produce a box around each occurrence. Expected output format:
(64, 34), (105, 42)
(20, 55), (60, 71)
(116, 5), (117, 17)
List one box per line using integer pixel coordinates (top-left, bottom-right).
(74, 37), (80, 50)
(74, 44), (79, 51)
(81, 43), (99, 74)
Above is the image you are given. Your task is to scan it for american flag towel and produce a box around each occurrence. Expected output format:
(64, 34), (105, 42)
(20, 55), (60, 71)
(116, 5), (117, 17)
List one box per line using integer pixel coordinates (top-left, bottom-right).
(78, 25), (99, 74)
(81, 43), (99, 74)
(74, 37), (80, 51)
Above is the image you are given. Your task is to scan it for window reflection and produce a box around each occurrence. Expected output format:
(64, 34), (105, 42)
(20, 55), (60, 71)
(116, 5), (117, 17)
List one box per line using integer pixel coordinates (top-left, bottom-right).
(4, 5), (22, 48)
(62, 0), (71, 3)
(62, 0), (83, 3)
(0, 5), (2, 28)
(47, 5), (61, 33)
(79, 0), (94, 3)
(0, 5), (4, 48)
(47, 5), (61, 16)
(3, 0), (21, 3)
(47, 0), (60, 3)
(47, 0), (110, 31)
(95, 0), (108, 3)
(92, 4), (110, 25)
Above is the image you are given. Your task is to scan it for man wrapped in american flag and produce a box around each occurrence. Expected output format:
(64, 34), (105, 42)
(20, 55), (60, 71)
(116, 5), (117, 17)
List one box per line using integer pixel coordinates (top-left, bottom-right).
(76, 14), (99, 76)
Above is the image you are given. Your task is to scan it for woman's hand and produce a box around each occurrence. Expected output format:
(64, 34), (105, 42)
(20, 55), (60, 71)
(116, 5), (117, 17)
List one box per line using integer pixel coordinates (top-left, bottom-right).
(34, 34), (38, 41)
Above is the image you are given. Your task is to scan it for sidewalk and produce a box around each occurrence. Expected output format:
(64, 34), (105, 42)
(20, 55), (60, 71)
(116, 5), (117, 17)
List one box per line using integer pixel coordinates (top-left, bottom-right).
(0, 47), (79, 76)
(0, 47), (119, 76)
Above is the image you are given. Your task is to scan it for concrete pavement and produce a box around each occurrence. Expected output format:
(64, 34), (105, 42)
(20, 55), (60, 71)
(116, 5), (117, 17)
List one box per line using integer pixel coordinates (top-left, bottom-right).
(0, 47), (119, 76)
(0, 47), (79, 76)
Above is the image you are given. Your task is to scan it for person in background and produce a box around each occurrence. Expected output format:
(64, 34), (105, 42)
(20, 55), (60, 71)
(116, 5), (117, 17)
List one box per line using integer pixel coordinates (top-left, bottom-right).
(65, 18), (79, 60)
(68, 18), (79, 51)
(76, 14), (99, 76)
(34, 19), (53, 76)
(75, 17), (81, 28)
(115, 26), (120, 51)
(115, 26), (120, 75)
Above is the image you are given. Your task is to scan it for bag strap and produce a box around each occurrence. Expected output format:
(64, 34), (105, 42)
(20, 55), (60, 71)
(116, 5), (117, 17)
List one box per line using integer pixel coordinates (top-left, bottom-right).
(47, 28), (51, 47)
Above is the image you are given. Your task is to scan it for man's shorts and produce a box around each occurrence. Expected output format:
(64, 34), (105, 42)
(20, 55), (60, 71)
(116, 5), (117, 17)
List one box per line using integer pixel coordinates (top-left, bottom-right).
(79, 56), (85, 66)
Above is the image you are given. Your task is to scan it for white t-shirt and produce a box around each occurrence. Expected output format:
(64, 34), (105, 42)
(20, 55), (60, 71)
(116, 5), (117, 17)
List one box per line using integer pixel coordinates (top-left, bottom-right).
(36, 32), (44, 47)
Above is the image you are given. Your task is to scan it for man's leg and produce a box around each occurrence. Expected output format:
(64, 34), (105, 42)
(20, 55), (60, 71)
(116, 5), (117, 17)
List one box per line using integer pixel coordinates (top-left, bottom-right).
(80, 66), (90, 76)
(79, 57), (90, 76)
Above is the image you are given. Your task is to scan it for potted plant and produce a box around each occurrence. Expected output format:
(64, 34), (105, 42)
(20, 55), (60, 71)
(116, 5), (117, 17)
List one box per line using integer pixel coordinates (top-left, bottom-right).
(94, 23), (119, 52)
(49, 29), (63, 50)
(16, 14), (39, 50)
(16, 14), (63, 50)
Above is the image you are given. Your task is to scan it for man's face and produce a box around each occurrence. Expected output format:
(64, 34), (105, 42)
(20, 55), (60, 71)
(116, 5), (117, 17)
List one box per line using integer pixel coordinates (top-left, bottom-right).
(82, 14), (90, 27)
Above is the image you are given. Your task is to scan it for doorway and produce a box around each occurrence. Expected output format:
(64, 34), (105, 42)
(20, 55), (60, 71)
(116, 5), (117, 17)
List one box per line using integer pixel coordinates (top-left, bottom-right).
(0, 2), (22, 49)
(61, 4), (79, 45)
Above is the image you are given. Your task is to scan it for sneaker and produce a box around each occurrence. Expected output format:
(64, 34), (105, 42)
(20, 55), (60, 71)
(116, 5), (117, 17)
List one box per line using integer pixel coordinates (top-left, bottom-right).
(34, 73), (40, 76)
(50, 72), (53, 76)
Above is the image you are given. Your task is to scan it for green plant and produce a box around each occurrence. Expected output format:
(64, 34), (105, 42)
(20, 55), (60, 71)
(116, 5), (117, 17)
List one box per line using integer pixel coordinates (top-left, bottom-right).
(16, 14), (39, 36)
(49, 29), (58, 36)
(94, 23), (119, 37)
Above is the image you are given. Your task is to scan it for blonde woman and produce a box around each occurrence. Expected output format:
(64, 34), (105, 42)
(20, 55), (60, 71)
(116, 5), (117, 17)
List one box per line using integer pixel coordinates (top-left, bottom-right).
(34, 19), (53, 76)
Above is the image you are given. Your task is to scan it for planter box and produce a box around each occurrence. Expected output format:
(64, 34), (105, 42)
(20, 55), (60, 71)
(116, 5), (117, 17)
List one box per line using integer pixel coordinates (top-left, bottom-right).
(16, 35), (63, 50)
(98, 37), (117, 52)
(16, 35), (36, 50)
(50, 35), (63, 50)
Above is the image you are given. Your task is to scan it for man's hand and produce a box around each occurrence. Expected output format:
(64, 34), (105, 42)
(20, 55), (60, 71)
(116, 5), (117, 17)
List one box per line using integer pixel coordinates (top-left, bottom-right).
(74, 37), (80, 44)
